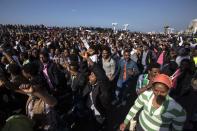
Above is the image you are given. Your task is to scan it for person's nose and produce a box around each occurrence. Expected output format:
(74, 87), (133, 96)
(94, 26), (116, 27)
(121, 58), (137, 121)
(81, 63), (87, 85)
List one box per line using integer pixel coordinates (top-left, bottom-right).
(157, 92), (161, 95)
(155, 72), (159, 75)
(155, 90), (161, 96)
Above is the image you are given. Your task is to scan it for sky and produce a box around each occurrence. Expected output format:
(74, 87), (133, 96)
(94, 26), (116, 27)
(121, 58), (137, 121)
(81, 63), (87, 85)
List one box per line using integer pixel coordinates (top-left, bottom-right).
(0, 0), (197, 32)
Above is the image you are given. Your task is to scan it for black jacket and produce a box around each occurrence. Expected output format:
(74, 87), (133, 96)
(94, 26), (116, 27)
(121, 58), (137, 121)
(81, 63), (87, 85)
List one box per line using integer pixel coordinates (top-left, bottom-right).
(40, 61), (67, 96)
(145, 50), (156, 65)
(82, 63), (111, 117)
(67, 72), (87, 95)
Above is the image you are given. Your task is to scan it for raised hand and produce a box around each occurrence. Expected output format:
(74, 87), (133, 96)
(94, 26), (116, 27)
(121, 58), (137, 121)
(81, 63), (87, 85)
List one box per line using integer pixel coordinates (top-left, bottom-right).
(19, 84), (34, 94)
(80, 51), (89, 60)
(119, 123), (126, 131)
(0, 80), (5, 87)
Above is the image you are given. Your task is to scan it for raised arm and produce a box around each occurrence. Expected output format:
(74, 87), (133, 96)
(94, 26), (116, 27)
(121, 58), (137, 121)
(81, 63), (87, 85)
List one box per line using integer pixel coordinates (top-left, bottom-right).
(19, 84), (57, 107)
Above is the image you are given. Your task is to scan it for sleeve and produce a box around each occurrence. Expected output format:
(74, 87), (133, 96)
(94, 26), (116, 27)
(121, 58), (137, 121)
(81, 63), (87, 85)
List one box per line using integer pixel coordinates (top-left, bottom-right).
(124, 93), (145, 125)
(78, 73), (87, 87)
(91, 64), (108, 82)
(52, 64), (67, 88)
(132, 62), (139, 76)
(80, 60), (89, 75)
(52, 64), (62, 86)
(110, 59), (116, 76)
(115, 59), (122, 78)
(99, 86), (111, 110)
(171, 108), (186, 131)
(136, 75), (143, 92)
(81, 38), (90, 49)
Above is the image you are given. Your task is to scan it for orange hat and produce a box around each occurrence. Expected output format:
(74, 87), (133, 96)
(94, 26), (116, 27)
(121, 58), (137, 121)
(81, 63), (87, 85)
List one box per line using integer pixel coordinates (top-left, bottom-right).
(153, 74), (172, 88)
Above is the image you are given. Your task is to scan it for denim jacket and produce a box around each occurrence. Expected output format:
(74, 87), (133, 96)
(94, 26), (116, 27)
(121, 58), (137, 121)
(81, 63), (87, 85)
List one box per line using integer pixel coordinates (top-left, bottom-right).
(117, 58), (139, 88)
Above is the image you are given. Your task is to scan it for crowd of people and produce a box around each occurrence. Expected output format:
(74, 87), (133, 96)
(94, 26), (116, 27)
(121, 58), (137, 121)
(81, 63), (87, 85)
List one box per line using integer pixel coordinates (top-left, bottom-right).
(0, 24), (197, 131)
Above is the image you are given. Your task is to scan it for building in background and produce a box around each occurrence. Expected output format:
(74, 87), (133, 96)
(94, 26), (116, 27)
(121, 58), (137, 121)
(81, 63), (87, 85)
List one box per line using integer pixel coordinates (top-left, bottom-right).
(186, 19), (197, 34)
(164, 25), (174, 34)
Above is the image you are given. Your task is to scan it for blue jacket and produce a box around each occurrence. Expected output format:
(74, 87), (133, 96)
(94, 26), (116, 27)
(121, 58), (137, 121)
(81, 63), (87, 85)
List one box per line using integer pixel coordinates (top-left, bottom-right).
(117, 58), (139, 88)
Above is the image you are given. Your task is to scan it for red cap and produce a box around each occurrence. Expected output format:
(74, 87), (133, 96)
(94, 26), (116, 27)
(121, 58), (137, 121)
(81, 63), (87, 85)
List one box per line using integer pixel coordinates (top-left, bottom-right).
(153, 74), (172, 88)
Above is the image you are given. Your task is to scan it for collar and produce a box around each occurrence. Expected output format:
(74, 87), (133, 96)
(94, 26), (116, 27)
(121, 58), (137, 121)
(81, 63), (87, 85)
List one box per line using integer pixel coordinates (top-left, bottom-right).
(123, 59), (131, 63)
(90, 83), (97, 90)
(43, 62), (50, 68)
(102, 57), (111, 62)
(92, 83), (97, 87)
(147, 92), (169, 116)
(144, 74), (149, 79)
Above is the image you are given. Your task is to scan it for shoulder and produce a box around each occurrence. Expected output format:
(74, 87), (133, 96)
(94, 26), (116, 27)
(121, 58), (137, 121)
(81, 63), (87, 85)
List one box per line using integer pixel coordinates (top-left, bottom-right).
(140, 74), (148, 79)
(143, 90), (153, 97)
(48, 62), (56, 68)
(119, 59), (124, 63)
(167, 96), (186, 114)
(139, 90), (153, 101)
(110, 57), (115, 63)
(130, 59), (137, 65)
(118, 59), (124, 66)
(138, 74), (144, 80)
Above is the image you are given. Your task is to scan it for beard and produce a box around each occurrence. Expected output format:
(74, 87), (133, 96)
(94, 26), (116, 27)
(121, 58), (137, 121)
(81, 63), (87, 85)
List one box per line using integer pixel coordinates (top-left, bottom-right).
(156, 95), (166, 104)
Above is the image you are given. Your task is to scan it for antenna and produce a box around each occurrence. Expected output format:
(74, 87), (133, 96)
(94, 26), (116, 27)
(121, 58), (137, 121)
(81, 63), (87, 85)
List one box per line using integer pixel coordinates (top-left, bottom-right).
(164, 26), (174, 34)
(123, 24), (129, 31)
(112, 23), (118, 33)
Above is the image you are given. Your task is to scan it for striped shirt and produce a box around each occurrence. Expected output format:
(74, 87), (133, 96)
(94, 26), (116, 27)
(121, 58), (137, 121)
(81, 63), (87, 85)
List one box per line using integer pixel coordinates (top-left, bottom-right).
(124, 91), (186, 131)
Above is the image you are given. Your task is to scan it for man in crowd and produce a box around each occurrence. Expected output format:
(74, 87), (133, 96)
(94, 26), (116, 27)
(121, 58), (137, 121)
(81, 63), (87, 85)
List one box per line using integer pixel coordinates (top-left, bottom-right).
(80, 51), (112, 131)
(115, 49), (139, 106)
(136, 62), (160, 95)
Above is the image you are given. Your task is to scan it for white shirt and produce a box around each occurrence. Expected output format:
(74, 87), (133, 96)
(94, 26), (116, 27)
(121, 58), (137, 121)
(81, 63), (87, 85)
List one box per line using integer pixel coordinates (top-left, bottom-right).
(90, 54), (98, 63)
(90, 88), (101, 116)
(130, 49), (138, 63)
